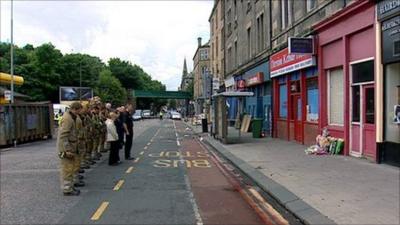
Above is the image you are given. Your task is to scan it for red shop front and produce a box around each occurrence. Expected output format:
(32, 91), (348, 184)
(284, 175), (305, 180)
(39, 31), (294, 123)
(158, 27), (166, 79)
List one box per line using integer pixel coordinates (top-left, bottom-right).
(313, 1), (377, 161)
(271, 48), (319, 145)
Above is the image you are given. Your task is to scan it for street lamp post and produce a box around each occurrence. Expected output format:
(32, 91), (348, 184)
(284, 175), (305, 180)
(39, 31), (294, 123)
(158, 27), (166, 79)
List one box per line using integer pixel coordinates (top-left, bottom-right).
(10, 0), (14, 104)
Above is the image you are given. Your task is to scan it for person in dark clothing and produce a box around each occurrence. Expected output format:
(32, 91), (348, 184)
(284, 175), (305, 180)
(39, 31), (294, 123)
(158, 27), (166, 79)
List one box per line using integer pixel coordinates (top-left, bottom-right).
(123, 104), (135, 160)
(115, 108), (125, 162)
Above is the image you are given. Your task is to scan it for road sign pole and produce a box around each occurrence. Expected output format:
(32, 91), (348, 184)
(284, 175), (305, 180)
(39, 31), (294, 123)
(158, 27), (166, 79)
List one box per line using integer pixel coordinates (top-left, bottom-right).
(10, 0), (14, 104)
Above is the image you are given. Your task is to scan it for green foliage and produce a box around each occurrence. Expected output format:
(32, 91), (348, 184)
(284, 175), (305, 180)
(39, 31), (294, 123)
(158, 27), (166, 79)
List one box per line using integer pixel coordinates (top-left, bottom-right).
(0, 42), (166, 105)
(95, 69), (127, 106)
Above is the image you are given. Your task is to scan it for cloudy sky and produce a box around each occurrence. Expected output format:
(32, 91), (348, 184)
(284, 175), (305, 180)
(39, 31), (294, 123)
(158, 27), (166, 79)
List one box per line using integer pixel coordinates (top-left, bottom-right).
(0, 0), (213, 90)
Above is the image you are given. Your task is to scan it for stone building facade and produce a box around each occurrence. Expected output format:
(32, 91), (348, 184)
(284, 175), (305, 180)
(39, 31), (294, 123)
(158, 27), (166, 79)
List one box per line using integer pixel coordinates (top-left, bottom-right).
(209, 0), (225, 84)
(193, 38), (210, 115)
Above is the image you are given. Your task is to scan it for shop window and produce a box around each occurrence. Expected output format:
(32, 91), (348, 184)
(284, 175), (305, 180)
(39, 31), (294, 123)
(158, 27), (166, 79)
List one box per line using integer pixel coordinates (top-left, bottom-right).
(352, 86), (360, 122)
(352, 60), (374, 84)
(278, 76), (286, 84)
(279, 84), (287, 118)
(306, 78), (319, 122)
(328, 68), (344, 125)
(385, 63), (400, 143)
(291, 71), (301, 80)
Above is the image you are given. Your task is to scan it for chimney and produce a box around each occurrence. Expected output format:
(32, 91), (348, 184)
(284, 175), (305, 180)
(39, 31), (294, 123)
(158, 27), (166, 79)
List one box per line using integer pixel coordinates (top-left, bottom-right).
(197, 37), (202, 47)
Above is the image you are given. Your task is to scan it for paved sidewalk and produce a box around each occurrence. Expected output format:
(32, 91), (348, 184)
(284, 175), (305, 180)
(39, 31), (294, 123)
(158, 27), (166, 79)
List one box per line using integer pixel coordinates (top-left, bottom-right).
(198, 129), (400, 225)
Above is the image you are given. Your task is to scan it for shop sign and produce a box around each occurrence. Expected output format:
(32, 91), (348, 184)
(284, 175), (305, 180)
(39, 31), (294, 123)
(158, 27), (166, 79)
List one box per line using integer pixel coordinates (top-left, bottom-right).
(236, 79), (246, 91)
(382, 15), (400, 64)
(224, 77), (235, 88)
(288, 37), (314, 54)
(212, 78), (220, 90)
(246, 72), (264, 86)
(270, 48), (316, 78)
(378, 0), (400, 21)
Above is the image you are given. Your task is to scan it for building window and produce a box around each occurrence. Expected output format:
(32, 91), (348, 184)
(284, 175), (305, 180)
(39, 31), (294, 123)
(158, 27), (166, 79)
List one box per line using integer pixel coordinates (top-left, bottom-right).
(247, 27), (251, 59)
(352, 60), (374, 83)
(234, 40), (237, 68)
(257, 14), (264, 52)
(279, 84), (288, 118)
(216, 36), (219, 57)
(328, 68), (344, 125)
(200, 49), (209, 60)
(227, 47), (232, 72)
(306, 0), (316, 12)
(306, 78), (319, 122)
(352, 86), (360, 122)
(281, 0), (288, 29)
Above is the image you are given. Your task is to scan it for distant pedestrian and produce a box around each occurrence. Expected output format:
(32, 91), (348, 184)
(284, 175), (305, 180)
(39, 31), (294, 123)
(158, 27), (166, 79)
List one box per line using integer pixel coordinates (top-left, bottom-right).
(106, 112), (120, 165)
(123, 104), (135, 160)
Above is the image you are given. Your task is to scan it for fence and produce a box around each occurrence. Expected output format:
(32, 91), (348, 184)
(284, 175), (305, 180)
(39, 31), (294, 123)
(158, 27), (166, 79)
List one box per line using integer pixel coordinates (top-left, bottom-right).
(0, 102), (54, 146)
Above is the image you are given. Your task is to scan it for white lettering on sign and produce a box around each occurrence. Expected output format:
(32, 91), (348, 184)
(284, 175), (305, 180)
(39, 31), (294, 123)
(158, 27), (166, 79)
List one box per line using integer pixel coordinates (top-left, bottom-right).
(380, 0), (400, 15)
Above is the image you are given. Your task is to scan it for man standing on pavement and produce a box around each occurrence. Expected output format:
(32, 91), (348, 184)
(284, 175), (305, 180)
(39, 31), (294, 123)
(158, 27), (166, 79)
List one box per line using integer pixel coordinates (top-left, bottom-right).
(123, 104), (135, 160)
(57, 102), (82, 196)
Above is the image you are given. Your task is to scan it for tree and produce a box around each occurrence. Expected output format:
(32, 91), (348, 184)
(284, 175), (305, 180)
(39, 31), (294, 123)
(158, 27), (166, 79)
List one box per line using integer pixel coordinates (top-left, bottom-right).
(95, 69), (127, 106)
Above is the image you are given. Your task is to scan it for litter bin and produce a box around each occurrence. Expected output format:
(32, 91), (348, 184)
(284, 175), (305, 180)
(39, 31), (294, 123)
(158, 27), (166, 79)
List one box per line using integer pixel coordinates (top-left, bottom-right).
(201, 118), (208, 133)
(252, 118), (263, 138)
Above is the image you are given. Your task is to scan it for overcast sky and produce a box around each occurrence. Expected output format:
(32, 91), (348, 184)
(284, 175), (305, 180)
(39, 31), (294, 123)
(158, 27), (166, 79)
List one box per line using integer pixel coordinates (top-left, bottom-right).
(0, 0), (213, 90)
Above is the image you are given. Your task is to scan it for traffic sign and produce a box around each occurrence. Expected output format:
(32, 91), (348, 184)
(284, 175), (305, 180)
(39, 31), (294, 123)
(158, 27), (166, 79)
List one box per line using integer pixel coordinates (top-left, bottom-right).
(4, 90), (11, 101)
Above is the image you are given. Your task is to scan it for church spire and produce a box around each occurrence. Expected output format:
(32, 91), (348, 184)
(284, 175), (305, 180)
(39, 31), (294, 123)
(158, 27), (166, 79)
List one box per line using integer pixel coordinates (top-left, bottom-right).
(183, 58), (188, 77)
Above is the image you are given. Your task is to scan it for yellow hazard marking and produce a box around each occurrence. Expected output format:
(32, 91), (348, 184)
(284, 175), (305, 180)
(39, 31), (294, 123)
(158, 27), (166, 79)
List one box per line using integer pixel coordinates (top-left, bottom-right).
(134, 158), (140, 163)
(144, 146), (148, 150)
(147, 143), (151, 146)
(113, 180), (125, 191)
(90, 202), (109, 221)
(126, 166), (134, 174)
(139, 151), (144, 155)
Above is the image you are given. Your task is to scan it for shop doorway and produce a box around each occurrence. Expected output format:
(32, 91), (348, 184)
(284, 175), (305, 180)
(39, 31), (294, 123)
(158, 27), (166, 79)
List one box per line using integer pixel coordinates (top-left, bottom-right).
(350, 60), (376, 159)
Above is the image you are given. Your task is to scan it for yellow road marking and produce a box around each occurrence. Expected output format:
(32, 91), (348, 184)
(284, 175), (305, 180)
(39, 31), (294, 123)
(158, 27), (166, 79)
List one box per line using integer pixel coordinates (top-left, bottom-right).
(90, 202), (109, 221)
(113, 180), (125, 191)
(126, 166), (134, 174)
(144, 146), (148, 150)
(139, 151), (144, 155)
(147, 143), (151, 146)
(134, 157), (140, 163)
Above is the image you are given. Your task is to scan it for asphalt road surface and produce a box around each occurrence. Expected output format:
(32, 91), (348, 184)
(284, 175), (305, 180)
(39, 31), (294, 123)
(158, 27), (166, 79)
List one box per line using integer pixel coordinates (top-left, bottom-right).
(1, 119), (300, 225)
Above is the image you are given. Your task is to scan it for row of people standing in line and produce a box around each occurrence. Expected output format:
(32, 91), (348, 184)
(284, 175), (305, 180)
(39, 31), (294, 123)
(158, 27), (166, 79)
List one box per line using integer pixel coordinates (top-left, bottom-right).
(57, 99), (135, 196)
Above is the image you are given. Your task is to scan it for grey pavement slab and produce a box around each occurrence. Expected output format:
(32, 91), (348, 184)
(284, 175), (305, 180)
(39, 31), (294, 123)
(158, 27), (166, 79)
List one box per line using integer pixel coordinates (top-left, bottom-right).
(200, 133), (400, 225)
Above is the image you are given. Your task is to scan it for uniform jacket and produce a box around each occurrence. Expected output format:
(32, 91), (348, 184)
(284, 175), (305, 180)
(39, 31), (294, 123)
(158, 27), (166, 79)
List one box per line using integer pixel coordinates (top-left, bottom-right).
(57, 111), (78, 154)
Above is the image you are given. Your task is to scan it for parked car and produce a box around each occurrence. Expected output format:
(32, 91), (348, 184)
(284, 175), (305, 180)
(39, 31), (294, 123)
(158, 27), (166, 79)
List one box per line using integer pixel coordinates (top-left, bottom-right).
(170, 111), (182, 120)
(132, 109), (142, 121)
(142, 110), (151, 119)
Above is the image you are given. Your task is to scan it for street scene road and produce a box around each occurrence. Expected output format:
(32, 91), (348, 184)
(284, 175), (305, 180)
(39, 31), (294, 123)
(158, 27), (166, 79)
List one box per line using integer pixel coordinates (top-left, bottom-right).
(1, 1), (399, 225)
(1, 119), (300, 225)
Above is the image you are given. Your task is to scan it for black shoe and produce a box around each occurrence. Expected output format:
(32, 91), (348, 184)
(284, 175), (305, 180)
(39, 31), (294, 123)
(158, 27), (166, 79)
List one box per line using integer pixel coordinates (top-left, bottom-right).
(78, 175), (84, 180)
(93, 157), (100, 161)
(74, 181), (85, 187)
(78, 169), (85, 174)
(63, 189), (80, 196)
(125, 157), (135, 160)
(81, 165), (90, 169)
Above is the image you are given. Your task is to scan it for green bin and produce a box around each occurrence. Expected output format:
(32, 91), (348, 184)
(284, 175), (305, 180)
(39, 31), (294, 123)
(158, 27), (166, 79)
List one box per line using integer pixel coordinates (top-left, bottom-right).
(252, 118), (263, 138)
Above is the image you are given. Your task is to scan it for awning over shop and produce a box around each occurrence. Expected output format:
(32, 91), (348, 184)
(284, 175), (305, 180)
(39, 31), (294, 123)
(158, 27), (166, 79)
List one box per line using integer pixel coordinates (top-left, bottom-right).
(212, 91), (254, 97)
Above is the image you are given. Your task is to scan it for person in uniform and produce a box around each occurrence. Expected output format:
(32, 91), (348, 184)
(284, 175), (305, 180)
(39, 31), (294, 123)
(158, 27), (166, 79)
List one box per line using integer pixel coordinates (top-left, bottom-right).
(73, 112), (86, 187)
(84, 106), (96, 165)
(90, 105), (102, 161)
(57, 102), (82, 196)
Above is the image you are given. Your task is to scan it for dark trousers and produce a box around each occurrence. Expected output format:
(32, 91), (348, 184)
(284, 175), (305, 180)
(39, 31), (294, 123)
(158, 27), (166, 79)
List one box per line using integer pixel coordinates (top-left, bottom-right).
(108, 141), (120, 165)
(124, 134), (133, 159)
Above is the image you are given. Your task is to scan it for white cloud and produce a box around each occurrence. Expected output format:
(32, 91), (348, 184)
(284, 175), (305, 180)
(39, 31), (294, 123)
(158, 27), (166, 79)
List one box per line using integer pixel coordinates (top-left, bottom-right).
(0, 0), (213, 90)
